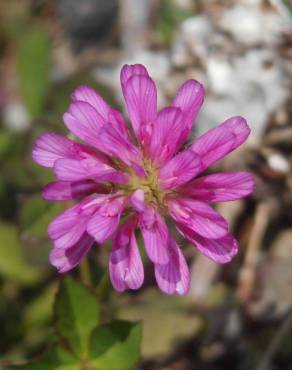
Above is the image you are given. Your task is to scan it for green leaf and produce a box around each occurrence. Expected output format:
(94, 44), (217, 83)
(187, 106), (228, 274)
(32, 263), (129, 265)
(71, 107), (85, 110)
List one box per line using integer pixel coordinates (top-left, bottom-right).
(24, 283), (57, 328)
(90, 320), (142, 370)
(8, 347), (78, 370)
(0, 177), (18, 220)
(20, 195), (51, 230)
(21, 201), (64, 239)
(0, 223), (39, 283)
(0, 131), (14, 159)
(54, 277), (100, 357)
(16, 24), (50, 118)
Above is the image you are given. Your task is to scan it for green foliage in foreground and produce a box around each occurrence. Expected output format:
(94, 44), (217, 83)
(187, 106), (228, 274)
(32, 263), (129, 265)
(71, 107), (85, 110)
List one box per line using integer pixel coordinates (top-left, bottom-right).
(9, 277), (142, 370)
(0, 223), (39, 284)
(16, 24), (50, 119)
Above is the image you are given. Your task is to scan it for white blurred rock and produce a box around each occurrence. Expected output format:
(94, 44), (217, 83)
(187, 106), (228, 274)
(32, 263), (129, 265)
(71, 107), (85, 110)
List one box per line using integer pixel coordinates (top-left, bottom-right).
(97, 0), (290, 145)
(195, 49), (289, 142)
(180, 15), (214, 60)
(3, 102), (30, 131)
(219, 3), (291, 46)
(234, 50), (288, 112)
(267, 153), (290, 173)
(206, 58), (233, 95)
(171, 32), (191, 68)
(240, 0), (262, 5)
(120, 0), (152, 54)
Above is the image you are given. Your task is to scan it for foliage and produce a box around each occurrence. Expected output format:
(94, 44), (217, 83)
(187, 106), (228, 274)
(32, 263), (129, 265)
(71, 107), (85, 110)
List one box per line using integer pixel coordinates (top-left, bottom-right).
(16, 24), (50, 119)
(0, 223), (39, 284)
(8, 277), (142, 370)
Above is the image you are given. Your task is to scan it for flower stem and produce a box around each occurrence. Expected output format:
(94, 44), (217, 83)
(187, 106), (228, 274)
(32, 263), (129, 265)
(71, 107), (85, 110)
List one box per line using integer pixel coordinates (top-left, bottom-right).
(96, 270), (111, 302)
(79, 256), (91, 287)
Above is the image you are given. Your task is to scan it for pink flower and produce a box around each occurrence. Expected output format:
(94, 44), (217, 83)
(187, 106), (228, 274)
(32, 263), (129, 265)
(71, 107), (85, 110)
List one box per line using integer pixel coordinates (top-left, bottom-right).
(32, 64), (255, 295)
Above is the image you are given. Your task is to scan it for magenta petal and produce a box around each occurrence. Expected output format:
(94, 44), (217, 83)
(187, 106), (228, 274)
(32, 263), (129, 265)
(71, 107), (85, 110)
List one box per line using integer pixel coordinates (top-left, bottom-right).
(32, 133), (82, 168)
(120, 64), (149, 91)
(139, 207), (169, 264)
(32, 132), (108, 169)
(109, 217), (144, 292)
(194, 234), (238, 263)
(149, 107), (183, 165)
(223, 116), (251, 150)
(123, 75), (157, 144)
(42, 180), (102, 201)
(48, 213), (87, 249)
(178, 225), (238, 263)
(53, 157), (129, 184)
(131, 189), (145, 212)
(64, 100), (138, 166)
(180, 172), (255, 202)
(87, 197), (126, 243)
(49, 233), (94, 272)
(97, 124), (142, 169)
(191, 125), (234, 171)
(172, 79), (204, 146)
(155, 238), (190, 295)
(108, 109), (131, 140)
(72, 85), (130, 139)
(191, 116), (250, 173)
(63, 101), (104, 148)
(48, 195), (101, 249)
(71, 85), (110, 120)
(159, 149), (201, 189)
(167, 198), (228, 239)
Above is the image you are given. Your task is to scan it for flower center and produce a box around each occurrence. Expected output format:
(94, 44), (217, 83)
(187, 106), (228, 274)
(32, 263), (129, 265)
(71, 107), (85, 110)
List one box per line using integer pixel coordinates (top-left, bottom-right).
(127, 158), (167, 206)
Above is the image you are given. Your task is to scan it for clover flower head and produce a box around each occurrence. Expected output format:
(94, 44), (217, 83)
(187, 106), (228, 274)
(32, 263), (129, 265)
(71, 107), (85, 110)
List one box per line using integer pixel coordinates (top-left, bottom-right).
(32, 64), (255, 295)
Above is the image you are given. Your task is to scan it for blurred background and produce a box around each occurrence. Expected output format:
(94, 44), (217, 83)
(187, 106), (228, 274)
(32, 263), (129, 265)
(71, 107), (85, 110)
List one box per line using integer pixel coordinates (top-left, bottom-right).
(0, 0), (291, 369)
